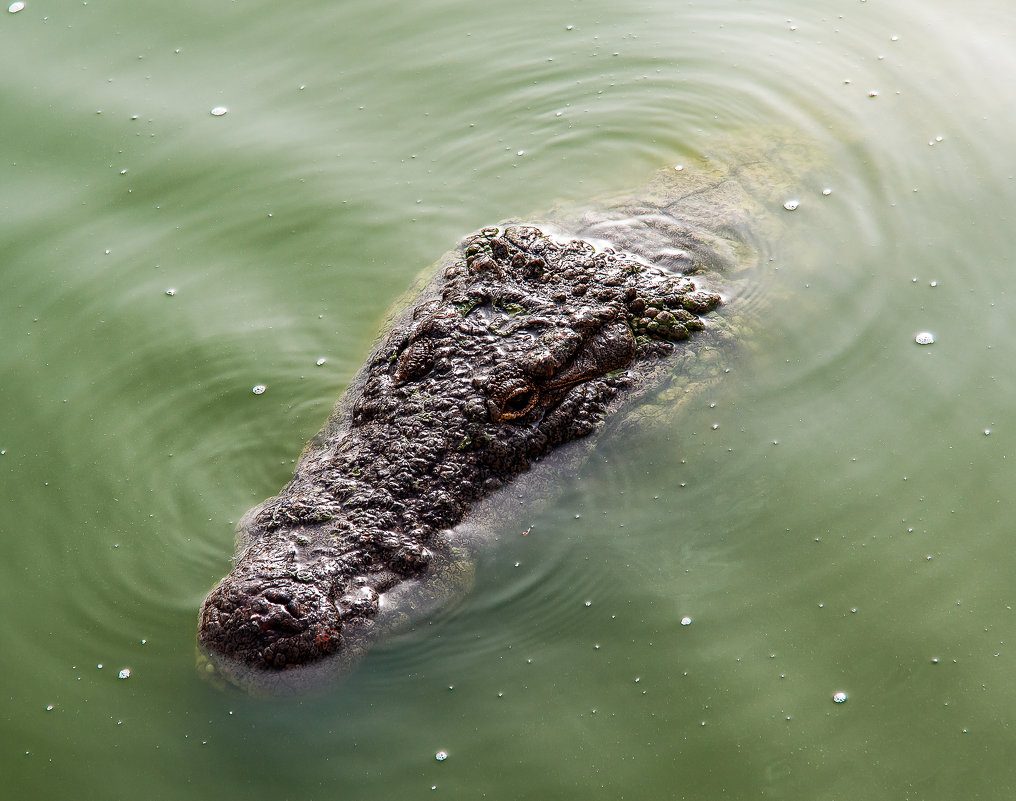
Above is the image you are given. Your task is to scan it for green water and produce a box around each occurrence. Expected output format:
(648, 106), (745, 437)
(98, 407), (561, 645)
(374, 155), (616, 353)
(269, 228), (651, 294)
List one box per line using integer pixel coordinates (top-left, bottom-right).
(4, 1), (1016, 798)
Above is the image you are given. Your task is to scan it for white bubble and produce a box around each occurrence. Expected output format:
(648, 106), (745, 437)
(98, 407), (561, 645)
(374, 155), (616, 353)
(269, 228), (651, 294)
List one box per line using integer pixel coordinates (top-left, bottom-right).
(915, 332), (935, 345)
(315, 357), (327, 366)
(435, 750), (448, 761)
(165, 288), (176, 296)
(210, 106), (228, 117)
(681, 616), (692, 626)
(252, 384), (267, 395)
(833, 691), (847, 703)
(783, 199), (800, 211)
(8, 2), (25, 13)
(822, 188), (832, 196)
(118, 668), (131, 679)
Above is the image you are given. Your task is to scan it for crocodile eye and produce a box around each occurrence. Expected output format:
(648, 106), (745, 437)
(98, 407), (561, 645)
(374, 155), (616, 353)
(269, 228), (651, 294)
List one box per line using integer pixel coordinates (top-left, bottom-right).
(488, 374), (539, 422)
(501, 387), (537, 418)
(393, 338), (434, 385)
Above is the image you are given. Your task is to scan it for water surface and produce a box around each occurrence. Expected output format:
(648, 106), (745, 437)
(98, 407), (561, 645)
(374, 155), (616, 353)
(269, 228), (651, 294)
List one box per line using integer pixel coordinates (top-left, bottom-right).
(4, 1), (1016, 798)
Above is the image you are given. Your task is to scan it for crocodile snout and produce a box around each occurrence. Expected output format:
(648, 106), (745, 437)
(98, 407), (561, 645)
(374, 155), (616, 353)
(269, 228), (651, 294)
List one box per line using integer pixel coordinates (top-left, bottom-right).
(198, 577), (343, 672)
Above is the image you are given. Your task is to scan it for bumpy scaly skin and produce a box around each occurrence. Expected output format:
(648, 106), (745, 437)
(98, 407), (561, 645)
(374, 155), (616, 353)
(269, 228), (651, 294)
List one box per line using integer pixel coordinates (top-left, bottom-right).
(197, 224), (721, 688)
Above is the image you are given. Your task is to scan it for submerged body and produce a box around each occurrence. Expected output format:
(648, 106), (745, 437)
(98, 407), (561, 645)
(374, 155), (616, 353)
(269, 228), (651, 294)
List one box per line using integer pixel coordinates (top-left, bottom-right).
(198, 140), (808, 692)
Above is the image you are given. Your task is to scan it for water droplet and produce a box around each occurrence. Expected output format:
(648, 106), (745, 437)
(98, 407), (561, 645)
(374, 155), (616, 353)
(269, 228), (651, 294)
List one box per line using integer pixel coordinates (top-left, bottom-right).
(711, 423), (719, 430)
(118, 668), (131, 679)
(45, 705), (54, 711)
(868, 90), (879, 97)
(8, 1), (25, 12)
(165, 288), (176, 296)
(832, 691), (847, 703)
(929, 281), (938, 287)
(915, 332), (934, 345)
(674, 164), (684, 171)
(822, 188), (832, 196)
(435, 750), (448, 761)
(584, 600), (592, 607)
(984, 429), (991, 436)
(315, 357), (327, 366)
(252, 384), (267, 395)
(783, 199), (800, 211)
(210, 106), (228, 117)
(681, 616), (692, 626)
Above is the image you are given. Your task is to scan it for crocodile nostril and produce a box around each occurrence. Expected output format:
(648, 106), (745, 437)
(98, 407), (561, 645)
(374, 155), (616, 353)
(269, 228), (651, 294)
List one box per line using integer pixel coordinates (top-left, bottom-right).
(263, 589), (292, 605)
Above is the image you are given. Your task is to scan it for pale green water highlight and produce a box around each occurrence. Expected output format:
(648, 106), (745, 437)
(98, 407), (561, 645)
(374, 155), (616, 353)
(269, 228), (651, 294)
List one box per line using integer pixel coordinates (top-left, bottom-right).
(3, 1), (1016, 799)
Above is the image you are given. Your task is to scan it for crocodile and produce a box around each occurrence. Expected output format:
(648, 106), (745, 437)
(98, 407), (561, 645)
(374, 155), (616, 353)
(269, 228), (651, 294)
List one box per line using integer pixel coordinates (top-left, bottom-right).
(197, 137), (812, 693)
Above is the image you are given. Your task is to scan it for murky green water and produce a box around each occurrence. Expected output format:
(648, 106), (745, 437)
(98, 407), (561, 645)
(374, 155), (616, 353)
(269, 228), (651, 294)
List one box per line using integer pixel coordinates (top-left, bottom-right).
(4, 1), (1016, 798)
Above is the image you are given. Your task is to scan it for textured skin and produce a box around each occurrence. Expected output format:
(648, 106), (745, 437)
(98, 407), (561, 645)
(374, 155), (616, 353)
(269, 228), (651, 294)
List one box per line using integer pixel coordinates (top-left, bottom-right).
(198, 225), (720, 685)
(196, 142), (804, 692)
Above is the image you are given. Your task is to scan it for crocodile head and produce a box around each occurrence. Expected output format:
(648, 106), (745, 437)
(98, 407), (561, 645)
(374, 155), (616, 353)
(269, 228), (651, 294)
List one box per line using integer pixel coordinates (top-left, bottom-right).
(197, 224), (720, 691)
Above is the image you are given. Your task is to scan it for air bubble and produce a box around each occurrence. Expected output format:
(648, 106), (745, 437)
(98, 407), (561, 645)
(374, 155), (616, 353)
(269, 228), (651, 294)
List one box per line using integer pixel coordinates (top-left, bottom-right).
(833, 691), (847, 703)
(252, 384), (267, 395)
(783, 199), (800, 211)
(9, 2), (25, 12)
(210, 106), (228, 117)
(435, 751), (448, 761)
(915, 332), (934, 345)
